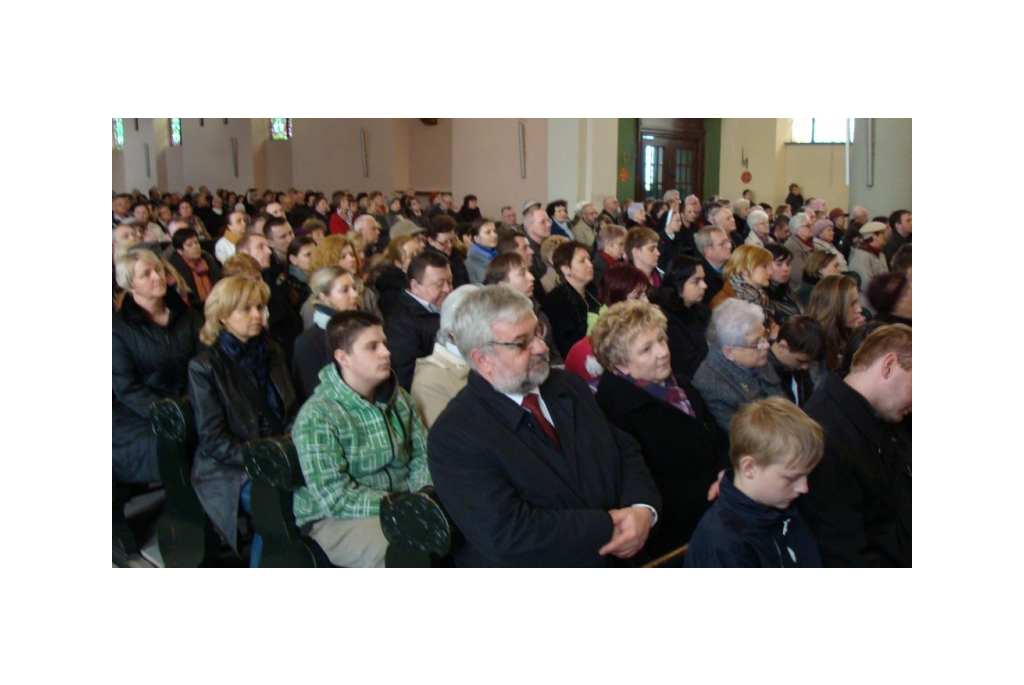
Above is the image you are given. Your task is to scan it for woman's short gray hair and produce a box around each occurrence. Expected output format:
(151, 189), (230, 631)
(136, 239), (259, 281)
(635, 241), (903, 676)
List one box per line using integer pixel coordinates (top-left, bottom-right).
(451, 285), (535, 365)
(437, 284), (482, 344)
(747, 209), (769, 228)
(707, 298), (764, 348)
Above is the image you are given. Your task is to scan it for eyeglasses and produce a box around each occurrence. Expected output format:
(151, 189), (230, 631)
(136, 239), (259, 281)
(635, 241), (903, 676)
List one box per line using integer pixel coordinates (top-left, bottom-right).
(733, 336), (770, 351)
(712, 241), (733, 249)
(486, 323), (548, 351)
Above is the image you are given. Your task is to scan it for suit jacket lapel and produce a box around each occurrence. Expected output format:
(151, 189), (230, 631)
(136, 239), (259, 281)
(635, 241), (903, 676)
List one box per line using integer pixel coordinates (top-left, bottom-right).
(540, 380), (581, 489)
(467, 372), (582, 499)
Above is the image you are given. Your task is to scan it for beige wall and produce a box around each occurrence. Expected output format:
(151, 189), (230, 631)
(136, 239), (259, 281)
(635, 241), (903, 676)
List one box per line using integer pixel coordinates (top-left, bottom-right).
(289, 118), (418, 195)
(451, 119), (548, 219)
(113, 119), (907, 222)
(717, 118), (854, 211)
(784, 144), (849, 211)
(180, 118), (255, 193)
(408, 118), (452, 192)
(719, 118), (780, 207)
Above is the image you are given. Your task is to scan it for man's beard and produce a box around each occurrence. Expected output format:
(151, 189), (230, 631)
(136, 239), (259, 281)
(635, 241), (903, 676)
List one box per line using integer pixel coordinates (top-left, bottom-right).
(491, 352), (551, 394)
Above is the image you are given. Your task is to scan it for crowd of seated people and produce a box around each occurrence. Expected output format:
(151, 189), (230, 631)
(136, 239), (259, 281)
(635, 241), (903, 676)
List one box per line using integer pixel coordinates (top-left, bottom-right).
(112, 184), (911, 568)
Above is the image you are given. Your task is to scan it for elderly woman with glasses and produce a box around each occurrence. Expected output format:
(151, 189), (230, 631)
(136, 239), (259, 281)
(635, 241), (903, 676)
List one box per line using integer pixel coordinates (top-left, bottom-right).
(592, 300), (729, 558)
(692, 298), (785, 432)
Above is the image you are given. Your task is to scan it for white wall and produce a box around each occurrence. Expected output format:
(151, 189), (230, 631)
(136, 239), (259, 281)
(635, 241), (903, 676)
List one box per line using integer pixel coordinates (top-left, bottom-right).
(548, 119), (580, 205)
(587, 118), (619, 205)
(112, 118), (157, 193)
(849, 118), (912, 215)
(547, 118), (618, 210)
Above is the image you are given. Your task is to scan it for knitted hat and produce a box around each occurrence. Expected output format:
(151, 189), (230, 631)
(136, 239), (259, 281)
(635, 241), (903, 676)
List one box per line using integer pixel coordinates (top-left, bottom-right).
(812, 219), (835, 238)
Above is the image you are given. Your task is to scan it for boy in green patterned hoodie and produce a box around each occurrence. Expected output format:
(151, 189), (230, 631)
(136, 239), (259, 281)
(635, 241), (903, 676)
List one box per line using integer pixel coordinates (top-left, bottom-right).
(292, 310), (431, 567)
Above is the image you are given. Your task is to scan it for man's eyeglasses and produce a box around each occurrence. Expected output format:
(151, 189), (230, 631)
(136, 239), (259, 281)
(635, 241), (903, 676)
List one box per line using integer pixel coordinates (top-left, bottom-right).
(712, 240), (733, 249)
(486, 323), (547, 351)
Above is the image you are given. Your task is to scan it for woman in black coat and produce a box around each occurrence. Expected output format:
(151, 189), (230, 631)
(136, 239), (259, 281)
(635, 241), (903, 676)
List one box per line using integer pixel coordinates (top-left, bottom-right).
(113, 248), (203, 558)
(188, 276), (297, 565)
(654, 255), (711, 384)
(372, 235), (421, 320)
(591, 301), (729, 558)
(456, 194), (482, 224)
(541, 241), (600, 358)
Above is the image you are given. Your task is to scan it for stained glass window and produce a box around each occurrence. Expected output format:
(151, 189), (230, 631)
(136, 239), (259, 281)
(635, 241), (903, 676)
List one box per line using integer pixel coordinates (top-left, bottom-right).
(170, 118), (182, 146)
(791, 118), (854, 144)
(270, 118), (292, 141)
(113, 118), (124, 150)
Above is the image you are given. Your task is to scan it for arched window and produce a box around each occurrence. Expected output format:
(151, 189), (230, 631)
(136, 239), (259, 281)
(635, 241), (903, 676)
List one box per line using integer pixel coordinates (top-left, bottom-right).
(270, 118), (292, 141)
(170, 118), (182, 146)
(112, 118), (124, 150)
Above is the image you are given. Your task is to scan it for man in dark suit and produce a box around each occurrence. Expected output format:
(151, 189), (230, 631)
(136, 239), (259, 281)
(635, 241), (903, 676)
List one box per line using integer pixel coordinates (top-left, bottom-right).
(694, 225), (732, 306)
(428, 286), (661, 567)
(384, 251), (453, 390)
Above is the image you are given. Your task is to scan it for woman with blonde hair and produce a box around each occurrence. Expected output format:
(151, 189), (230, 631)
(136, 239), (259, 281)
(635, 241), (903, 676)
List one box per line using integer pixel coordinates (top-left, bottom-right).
(188, 275), (297, 566)
(307, 234), (380, 320)
(710, 244), (776, 333)
(113, 247), (203, 563)
(538, 234), (570, 294)
(292, 266), (361, 403)
(592, 300), (728, 557)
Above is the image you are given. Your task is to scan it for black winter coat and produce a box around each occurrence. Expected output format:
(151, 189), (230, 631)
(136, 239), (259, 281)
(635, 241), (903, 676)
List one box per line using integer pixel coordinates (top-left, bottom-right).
(595, 372), (729, 557)
(800, 373), (912, 567)
(373, 265), (408, 320)
(292, 322), (332, 404)
(384, 291), (441, 391)
(188, 336), (297, 551)
(263, 269), (304, 365)
(112, 290), (203, 484)
(542, 282), (599, 359)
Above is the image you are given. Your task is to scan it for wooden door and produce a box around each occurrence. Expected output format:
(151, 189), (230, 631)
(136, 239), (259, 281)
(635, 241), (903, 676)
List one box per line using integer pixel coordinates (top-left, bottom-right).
(635, 119), (705, 201)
